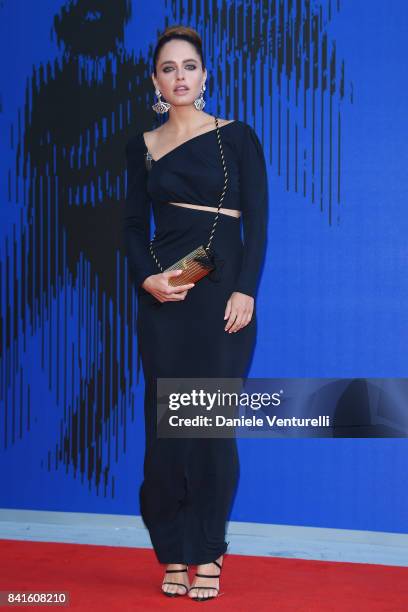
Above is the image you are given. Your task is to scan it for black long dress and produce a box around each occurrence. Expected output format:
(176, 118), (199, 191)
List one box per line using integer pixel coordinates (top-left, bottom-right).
(123, 117), (268, 565)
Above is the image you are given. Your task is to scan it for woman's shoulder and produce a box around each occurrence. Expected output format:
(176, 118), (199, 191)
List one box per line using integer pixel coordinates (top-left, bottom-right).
(130, 117), (240, 154)
(231, 119), (259, 136)
(228, 121), (266, 165)
(221, 119), (262, 145)
(233, 120), (264, 149)
(142, 117), (235, 139)
(125, 117), (258, 153)
(125, 131), (145, 156)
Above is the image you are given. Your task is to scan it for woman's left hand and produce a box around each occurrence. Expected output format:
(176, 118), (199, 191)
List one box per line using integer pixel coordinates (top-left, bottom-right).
(224, 292), (254, 333)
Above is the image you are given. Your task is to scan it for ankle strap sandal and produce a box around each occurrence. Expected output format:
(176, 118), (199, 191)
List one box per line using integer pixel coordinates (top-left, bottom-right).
(161, 565), (189, 597)
(188, 559), (223, 601)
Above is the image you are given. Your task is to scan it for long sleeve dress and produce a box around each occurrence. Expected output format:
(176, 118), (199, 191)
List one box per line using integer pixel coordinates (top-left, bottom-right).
(123, 118), (268, 565)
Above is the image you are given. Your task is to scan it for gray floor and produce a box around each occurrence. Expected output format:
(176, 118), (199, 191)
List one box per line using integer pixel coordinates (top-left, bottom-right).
(1, 509), (407, 567)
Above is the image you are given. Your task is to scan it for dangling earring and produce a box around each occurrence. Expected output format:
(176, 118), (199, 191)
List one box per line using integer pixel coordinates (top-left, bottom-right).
(193, 83), (206, 111)
(152, 88), (171, 114)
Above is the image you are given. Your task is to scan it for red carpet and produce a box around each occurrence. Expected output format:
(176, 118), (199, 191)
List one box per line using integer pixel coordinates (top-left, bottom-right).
(0, 539), (406, 611)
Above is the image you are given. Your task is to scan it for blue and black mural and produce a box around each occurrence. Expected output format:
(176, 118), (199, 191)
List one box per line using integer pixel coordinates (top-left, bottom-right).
(1, 0), (407, 534)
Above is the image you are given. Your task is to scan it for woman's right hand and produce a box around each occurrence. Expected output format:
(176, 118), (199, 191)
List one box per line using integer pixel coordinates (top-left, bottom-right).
(141, 270), (195, 303)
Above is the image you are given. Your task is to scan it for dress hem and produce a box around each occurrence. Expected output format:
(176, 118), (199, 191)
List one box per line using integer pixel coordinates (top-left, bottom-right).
(156, 542), (229, 566)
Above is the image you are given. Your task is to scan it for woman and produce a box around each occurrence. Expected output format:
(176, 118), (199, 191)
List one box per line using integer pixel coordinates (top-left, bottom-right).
(123, 25), (268, 601)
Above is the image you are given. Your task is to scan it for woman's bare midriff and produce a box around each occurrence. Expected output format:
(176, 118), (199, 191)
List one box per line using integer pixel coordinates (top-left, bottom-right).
(168, 201), (241, 218)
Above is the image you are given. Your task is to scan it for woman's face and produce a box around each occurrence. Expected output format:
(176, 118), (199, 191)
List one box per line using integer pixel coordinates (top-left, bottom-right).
(152, 39), (206, 106)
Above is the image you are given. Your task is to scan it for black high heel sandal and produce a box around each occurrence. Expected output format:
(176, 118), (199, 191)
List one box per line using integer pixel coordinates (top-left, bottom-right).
(161, 565), (189, 597)
(188, 559), (223, 602)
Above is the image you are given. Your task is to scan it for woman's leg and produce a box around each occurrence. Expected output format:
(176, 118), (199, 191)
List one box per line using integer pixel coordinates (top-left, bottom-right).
(139, 377), (190, 563)
(182, 436), (240, 565)
(140, 379), (239, 565)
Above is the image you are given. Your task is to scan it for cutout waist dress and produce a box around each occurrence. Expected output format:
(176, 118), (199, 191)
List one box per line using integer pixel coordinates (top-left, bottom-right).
(121, 118), (269, 567)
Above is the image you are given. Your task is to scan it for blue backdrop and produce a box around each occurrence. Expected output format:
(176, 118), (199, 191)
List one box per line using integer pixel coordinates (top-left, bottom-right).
(0, 0), (407, 534)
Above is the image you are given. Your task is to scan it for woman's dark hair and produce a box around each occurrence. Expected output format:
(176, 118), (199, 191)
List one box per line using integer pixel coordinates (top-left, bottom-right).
(152, 25), (205, 76)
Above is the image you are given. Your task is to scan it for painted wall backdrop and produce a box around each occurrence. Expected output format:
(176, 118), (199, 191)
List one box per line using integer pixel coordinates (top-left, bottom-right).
(1, 0), (407, 533)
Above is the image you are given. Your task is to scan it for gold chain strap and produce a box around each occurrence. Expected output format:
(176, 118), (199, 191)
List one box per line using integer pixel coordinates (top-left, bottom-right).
(147, 116), (229, 273)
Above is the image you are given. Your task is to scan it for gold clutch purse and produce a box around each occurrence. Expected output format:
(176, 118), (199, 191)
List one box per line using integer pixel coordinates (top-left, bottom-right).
(146, 116), (228, 287)
(162, 245), (215, 287)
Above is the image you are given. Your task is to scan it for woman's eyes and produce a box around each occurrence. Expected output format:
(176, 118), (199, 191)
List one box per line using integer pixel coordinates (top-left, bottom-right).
(163, 65), (196, 72)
